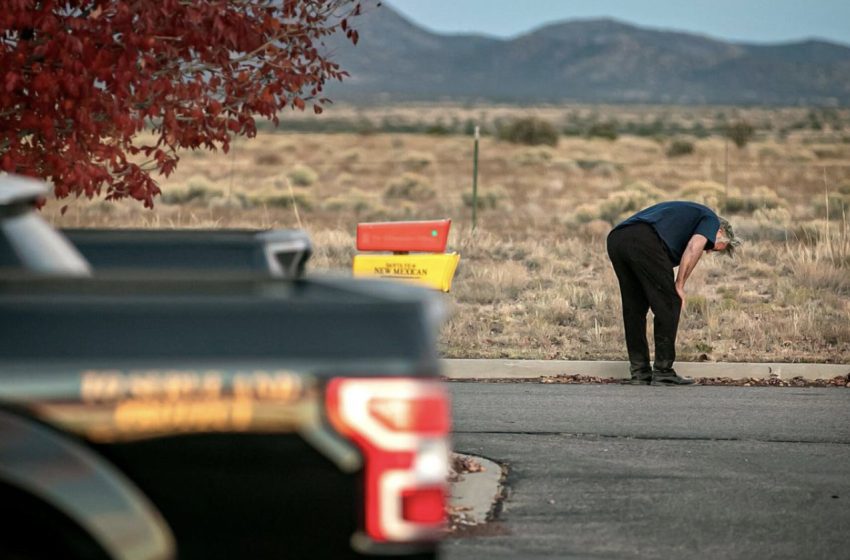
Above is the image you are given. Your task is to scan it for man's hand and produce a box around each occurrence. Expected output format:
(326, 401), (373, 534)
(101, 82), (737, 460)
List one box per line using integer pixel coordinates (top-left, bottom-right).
(674, 234), (707, 313)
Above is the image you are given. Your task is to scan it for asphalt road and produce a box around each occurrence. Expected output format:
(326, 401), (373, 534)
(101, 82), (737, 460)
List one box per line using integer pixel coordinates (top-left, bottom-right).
(441, 383), (850, 560)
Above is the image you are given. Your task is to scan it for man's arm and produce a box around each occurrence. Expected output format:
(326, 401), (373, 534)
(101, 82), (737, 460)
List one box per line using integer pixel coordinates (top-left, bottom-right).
(675, 234), (708, 304)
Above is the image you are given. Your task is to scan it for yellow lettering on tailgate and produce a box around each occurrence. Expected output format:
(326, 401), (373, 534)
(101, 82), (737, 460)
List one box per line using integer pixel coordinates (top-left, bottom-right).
(233, 371), (303, 400)
(81, 369), (302, 403)
(113, 398), (255, 433)
(81, 370), (124, 402)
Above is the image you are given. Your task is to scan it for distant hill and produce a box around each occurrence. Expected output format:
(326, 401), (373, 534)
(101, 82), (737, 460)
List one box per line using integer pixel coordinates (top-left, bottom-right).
(323, 4), (850, 105)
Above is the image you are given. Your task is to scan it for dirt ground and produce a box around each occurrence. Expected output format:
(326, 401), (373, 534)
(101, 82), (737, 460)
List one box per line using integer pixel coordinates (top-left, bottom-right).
(43, 104), (850, 363)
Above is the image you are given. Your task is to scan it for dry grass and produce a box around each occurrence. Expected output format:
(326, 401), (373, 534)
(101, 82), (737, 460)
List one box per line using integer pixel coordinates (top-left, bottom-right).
(41, 105), (850, 363)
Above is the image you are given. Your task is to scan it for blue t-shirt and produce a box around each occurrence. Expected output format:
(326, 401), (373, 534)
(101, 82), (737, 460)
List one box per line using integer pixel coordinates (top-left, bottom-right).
(614, 201), (719, 265)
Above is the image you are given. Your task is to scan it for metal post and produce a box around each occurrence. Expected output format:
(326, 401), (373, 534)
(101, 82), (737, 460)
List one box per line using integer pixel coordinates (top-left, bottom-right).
(724, 136), (729, 212)
(472, 126), (479, 231)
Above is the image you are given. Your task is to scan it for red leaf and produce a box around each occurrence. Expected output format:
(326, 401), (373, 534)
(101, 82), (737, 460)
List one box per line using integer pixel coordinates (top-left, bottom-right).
(1, 154), (15, 172)
(4, 72), (18, 93)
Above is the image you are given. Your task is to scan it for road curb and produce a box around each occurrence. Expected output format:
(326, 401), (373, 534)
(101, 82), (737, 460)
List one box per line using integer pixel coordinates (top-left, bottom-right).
(449, 453), (504, 527)
(441, 359), (850, 381)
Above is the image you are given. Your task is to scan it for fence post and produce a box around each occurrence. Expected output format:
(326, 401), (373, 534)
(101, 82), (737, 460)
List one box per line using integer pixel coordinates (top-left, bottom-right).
(472, 125), (479, 231)
(723, 136), (729, 213)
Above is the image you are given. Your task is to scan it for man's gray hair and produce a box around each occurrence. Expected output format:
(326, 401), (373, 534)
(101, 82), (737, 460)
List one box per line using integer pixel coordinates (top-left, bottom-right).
(717, 217), (741, 257)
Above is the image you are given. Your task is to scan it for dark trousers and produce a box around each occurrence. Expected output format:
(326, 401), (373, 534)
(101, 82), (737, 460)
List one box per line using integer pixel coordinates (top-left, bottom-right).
(606, 223), (682, 374)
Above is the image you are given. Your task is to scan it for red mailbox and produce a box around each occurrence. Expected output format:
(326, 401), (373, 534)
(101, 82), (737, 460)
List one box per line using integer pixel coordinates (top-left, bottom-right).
(356, 220), (451, 254)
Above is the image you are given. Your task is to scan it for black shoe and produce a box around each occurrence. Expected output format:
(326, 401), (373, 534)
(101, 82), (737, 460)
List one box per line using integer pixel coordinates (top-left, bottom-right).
(650, 370), (695, 386)
(622, 375), (651, 385)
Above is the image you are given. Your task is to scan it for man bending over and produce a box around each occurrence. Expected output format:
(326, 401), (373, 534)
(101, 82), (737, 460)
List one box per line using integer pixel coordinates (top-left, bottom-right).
(606, 201), (740, 386)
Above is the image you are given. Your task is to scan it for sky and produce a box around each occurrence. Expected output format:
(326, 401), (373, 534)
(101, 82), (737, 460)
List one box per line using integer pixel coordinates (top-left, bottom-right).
(386, 0), (850, 46)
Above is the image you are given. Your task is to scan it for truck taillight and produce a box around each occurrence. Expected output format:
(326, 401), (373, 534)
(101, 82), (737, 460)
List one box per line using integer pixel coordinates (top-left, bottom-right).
(326, 378), (450, 543)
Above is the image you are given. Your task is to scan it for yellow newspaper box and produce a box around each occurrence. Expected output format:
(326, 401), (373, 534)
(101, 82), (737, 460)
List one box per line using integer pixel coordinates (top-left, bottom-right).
(352, 253), (460, 292)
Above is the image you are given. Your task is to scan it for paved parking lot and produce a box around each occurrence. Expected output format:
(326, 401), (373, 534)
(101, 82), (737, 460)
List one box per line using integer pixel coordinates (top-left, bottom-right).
(442, 384), (850, 559)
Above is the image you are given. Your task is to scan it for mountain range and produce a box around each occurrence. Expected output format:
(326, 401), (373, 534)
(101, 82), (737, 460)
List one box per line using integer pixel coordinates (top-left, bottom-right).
(323, 3), (850, 105)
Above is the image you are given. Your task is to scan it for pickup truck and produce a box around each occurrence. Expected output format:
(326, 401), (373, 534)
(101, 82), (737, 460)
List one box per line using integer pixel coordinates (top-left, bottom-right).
(0, 175), (450, 560)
